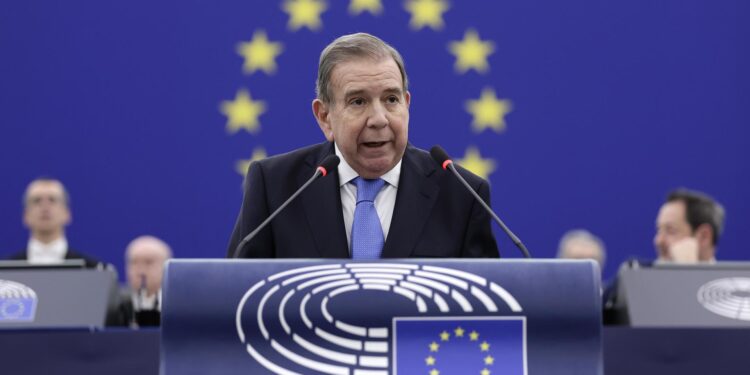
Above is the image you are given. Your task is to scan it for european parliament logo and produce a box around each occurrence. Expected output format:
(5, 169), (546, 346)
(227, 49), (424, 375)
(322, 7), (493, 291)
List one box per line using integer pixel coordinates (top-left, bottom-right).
(235, 263), (527, 374)
(697, 277), (750, 322)
(0, 279), (37, 322)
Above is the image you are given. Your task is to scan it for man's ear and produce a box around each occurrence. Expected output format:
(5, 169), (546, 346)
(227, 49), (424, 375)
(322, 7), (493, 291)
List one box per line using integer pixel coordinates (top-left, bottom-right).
(22, 209), (30, 229)
(312, 99), (334, 141)
(62, 208), (72, 227)
(694, 223), (714, 252)
(404, 90), (411, 108)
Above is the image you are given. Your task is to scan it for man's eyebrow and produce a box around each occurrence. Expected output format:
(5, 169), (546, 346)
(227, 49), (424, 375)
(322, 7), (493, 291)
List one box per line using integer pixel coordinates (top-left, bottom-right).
(343, 89), (366, 99)
(343, 87), (404, 99)
(382, 87), (403, 96)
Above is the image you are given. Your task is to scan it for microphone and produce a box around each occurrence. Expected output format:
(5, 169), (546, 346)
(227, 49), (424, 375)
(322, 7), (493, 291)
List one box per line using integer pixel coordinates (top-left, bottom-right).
(233, 155), (340, 258)
(430, 145), (532, 258)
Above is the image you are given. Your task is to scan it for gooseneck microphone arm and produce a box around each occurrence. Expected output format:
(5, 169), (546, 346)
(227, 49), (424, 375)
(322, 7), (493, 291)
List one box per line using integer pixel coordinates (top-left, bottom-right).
(430, 146), (532, 258)
(233, 155), (340, 259)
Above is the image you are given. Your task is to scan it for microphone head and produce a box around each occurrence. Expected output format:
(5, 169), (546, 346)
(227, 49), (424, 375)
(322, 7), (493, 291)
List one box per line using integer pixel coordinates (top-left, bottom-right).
(430, 145), (453, 170)
(317, 155), (340, 176)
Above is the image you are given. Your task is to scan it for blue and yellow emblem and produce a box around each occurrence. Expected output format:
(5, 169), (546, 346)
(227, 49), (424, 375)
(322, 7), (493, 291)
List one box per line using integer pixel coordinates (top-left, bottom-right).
(394, 316), (526, 374)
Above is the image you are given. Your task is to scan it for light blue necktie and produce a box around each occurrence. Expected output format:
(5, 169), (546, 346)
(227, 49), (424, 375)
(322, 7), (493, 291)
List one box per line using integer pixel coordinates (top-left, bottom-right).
(351, 177), (386, 259)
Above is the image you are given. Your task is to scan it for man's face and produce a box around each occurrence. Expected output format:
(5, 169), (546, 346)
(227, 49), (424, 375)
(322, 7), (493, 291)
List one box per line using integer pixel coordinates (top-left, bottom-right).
(313, 57), (410, 179)
(654, 201), (694, 261)
(23, 181), (71, 235)
(127, 241), (169, 296)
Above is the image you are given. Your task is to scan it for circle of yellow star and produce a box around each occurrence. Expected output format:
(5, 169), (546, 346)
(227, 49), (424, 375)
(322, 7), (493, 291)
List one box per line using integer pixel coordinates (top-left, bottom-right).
(235, 147), (268, 176)
(349, 0), (382, 15)
(430, 369), (440, 375)
(440, 330), (450, 341)
(429, 341), (440, 352)
(481, 369), (491, 375)
(469, 330), (480, 341)
(484, 355), (495, 365)
(457, 147), (496, 180)
(466, 87), (513, 133)
(220, 89), (266, 134)
(425, 355), (436, 366)
(448, 29), (495, 73)
(236, 30), (283, 75)
(282, 0), (327, 31)
(480, 341), (490, 352)
(404, 0), (449, 30)
(454, 327), (465, 337)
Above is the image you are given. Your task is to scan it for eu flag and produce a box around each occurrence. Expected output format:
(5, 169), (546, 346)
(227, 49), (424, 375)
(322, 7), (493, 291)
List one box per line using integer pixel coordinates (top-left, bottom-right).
(394, 316), (526, 374)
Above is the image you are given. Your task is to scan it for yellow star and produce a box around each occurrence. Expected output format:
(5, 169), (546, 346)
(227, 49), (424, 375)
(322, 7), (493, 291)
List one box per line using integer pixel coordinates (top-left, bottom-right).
(235, 147), (268, 176)
(430, 369), (440, 375)
(481, 369), (491, 375)
(480, 341), (490, 352)
(484, 355), (495, 365)
(465, 87), (512, 133)
(220, 89), (266, 134)
(454, 327), (465, 337)
(429, 341), (439, 352)
(457, 147), (496, 180)
(236, 30), (283, 75)
(282, 0), (327, 31)
(404, 0), (449, 30)
(440, 330), (450, 341)
(448, 29), (495, 74)
(425, 355), (436, 366)
(349, 0), (382, 15)
(469, 330), (479, 341)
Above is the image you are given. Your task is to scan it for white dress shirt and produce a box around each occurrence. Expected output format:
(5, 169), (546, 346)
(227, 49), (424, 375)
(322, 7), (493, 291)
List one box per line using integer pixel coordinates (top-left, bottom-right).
(335, 144), (401, 252)
(27, 237), (68, 264)
(132, 290), (162, 311)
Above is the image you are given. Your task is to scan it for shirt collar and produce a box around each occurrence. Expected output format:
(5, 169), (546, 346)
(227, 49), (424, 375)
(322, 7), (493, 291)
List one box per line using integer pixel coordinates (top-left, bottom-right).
(27, 237), (68, 262)
(334, 143), (401, 188)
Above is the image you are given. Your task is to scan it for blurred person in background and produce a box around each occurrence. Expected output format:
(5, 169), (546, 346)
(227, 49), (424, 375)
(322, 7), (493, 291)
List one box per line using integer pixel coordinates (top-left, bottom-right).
(654, 188), (724, 264)
(7, 178), (101, 267)
(603, 188), (725, 323)
(557, 229), (606, 274)
(116, 235), (172, 327)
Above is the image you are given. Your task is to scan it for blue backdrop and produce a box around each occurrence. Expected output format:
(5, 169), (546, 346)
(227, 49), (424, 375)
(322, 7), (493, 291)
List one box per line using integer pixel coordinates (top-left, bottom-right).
(1, 0), (748, 281)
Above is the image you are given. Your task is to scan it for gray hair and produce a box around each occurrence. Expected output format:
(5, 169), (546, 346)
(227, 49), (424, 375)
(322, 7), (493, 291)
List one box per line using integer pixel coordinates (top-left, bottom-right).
(316, 32), (409, 104)
(557, 229), (607, 269)
(125, 235), (173, 260)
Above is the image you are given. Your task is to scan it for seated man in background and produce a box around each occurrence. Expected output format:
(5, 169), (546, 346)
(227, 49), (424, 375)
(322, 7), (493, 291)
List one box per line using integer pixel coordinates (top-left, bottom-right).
(7, 178), (101, 267)
(654, 188), (725, 264)
(603, 188), (725, 322)
(116, 235), (172, 327)
(557, 229), (606, 274)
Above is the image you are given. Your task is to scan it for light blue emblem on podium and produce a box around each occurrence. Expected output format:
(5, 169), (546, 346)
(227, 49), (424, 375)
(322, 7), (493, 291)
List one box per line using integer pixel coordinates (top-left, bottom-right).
(0, 280), (38, 322)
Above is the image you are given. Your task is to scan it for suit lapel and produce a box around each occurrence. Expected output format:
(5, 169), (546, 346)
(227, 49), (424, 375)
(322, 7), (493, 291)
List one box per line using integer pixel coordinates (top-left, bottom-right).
(301, 143), (350, 258)
(380, 147), (439, 258)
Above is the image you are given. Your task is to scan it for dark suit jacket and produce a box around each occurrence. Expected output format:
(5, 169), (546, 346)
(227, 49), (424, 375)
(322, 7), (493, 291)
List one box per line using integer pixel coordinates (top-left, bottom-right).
(227, 142), (499, 259)
(8, 247), (102, 268)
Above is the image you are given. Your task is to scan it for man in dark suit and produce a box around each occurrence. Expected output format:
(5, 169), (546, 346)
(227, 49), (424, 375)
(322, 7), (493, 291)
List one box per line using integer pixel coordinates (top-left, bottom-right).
(228, 33), (498, 259)
(7, 178), (101, 268)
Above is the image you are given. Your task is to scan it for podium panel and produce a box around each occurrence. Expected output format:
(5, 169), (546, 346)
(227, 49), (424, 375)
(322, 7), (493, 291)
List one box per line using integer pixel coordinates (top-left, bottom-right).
(0, 267), (117, 328)
(162, 259), (601, 374)
(618, 262), (750, 327)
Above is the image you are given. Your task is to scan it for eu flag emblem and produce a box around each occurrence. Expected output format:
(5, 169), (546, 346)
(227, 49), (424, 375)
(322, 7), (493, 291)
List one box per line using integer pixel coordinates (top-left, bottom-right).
(394, 316), (526, 375)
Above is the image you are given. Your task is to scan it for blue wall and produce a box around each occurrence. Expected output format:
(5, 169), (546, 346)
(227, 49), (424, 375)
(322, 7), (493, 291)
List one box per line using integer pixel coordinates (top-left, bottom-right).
(1, 0), (748, 280)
